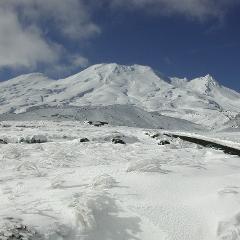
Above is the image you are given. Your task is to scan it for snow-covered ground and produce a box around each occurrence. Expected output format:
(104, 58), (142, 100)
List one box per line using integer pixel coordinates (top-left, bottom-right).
(1, 120), (240, 240)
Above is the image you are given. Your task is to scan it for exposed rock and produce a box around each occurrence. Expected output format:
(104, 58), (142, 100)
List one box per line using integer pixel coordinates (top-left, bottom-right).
(158, 140), (171, 145)
(112, 138), (126, 144)
(151, 133), (160, 138)
(93, 121), (108, 127)
(2, 124), (11, 128)
(80, 138), (90, 143)
(84, 121), (108, 127)
(0, 139), (8, 144)
(0, 222), (42, 240)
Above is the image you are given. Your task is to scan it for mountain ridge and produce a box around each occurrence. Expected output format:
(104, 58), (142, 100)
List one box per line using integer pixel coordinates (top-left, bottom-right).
(0, 63), (239, 128)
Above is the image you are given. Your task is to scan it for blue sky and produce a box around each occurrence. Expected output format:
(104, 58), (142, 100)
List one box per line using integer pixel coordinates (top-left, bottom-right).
(0, 0), (239, 91)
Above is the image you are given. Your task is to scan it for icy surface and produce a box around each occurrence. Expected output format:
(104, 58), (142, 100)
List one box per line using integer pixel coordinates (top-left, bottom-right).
(1, 121), (240, 240)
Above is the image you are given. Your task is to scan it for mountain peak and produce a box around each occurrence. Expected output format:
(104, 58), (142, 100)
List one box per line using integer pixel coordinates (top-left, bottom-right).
(63, 63), (154, 82)
(201, 74), (219, 86)
(85, 63), (153, 73)
(186, 74), (220, 95)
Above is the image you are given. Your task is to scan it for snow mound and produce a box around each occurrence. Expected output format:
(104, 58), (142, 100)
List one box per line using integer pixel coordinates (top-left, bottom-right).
(126, 159), (170, 173)
(92, 174), (117, 189)
(217, 213), (240, 240)
(19, 135), (48, 144)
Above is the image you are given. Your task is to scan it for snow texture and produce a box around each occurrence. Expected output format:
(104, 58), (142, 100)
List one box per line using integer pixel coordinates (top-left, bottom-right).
(0, 121), (240, 240)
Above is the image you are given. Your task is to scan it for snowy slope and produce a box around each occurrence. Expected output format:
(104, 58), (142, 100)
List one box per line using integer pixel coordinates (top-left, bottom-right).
(0, 63), (239, 127)
(0, 105), (203, 131)
(224, 113), (240, 129)
(0, 73), (54, 114)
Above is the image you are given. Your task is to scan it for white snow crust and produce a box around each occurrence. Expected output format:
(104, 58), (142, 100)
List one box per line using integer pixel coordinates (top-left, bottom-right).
(0, 121), (240, 240)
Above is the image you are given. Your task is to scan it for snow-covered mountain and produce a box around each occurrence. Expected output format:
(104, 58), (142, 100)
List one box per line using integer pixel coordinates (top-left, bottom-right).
(0, 63), (239, 128)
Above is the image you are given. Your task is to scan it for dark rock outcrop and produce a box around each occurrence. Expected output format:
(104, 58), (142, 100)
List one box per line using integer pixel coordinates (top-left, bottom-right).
(80, 138), (90, 143)
(112, 138), (126, 144)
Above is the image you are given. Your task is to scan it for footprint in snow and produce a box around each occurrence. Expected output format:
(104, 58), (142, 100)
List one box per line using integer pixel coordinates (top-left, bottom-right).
(218, 186), (239, 196)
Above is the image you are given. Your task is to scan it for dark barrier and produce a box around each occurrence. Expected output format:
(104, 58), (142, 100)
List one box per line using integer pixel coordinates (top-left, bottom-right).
(164, 134), (240, 157)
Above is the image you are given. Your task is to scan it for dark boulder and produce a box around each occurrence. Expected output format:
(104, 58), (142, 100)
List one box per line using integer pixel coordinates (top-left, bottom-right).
(0, 139), (7, 144)
(85, 120), (108, 127)
(158, 140), (171, 145)
(0, 222), (42, 240)
(112, 138), (126, 145)
(80, 138), (90, 143)
(151, 133), (160, 138)
(93, 121), (108, 127)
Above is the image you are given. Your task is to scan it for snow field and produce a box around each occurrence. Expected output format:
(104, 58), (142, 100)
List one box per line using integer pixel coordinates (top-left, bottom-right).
(0, 121), (240, 239)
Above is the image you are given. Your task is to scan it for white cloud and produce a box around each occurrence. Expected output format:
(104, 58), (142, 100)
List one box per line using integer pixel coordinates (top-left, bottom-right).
(0, 0), (99, 70)
(0, 0), (101, 39)
(108, 0), (239, 20)
(71, 56), (89, 68)
(44, 54), (90, 79)
(0, 9), (58, 69)
(0, 0), (238, 73)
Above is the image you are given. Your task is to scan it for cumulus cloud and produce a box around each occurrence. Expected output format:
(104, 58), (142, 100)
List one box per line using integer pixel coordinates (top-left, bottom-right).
(0, 0), (99, 70)
(0, 0), (238, 73)
(0, 9), (59, 69)
(4, 0), (100, 40)
(108, 0), (239, 20)
(45, 55), (90, 78)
